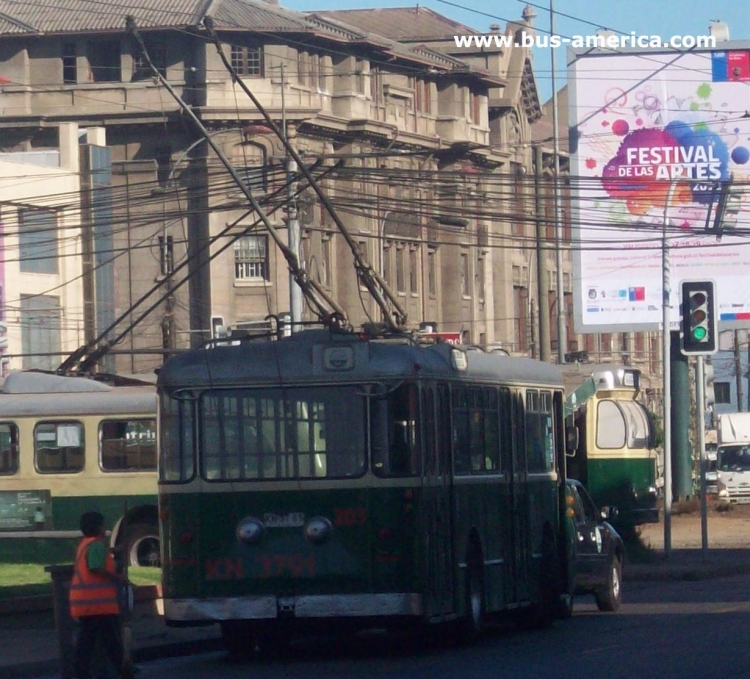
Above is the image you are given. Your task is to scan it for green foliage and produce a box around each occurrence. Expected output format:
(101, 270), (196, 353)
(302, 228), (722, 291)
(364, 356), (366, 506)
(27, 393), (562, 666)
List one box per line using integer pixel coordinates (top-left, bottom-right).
(0, 564), (160, 600)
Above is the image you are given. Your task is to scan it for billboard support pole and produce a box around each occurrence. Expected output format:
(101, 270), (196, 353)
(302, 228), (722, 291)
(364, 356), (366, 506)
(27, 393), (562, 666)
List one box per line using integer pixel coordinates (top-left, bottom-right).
(550, 0), (566, 364)
(662, 179), (678, 557)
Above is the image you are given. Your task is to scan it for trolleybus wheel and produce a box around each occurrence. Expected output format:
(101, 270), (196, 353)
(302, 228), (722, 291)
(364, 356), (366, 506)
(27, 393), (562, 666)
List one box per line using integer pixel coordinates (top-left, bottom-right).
(459, 566), (485, 642)
(220, 621), (256, 658)
(595, 557), (622, 612)
(124, 523), (160, 568)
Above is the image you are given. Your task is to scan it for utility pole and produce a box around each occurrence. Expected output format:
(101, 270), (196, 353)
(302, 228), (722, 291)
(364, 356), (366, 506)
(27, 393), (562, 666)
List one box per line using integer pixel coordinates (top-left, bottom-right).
(534, 144), (551, 362)
(735, 330), (744, 411)
(279, 64), (303, 331)
(550, 0), (566, 364)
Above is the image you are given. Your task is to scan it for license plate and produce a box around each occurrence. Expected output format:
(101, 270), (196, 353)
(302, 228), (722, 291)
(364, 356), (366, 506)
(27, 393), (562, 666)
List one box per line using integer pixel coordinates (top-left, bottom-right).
(263, 512), (305, 527)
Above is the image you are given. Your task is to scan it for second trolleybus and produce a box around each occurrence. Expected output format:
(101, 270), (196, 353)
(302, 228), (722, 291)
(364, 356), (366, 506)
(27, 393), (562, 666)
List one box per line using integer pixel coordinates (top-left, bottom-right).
(157, 329), (574, 652)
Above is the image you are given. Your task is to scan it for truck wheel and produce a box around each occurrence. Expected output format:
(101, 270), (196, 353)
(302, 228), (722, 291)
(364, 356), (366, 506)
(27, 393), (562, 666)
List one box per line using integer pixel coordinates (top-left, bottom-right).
(124, 524), (160, 567)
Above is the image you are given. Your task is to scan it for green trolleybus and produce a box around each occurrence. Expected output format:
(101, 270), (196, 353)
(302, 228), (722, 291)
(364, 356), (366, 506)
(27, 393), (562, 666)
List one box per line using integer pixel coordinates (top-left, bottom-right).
(565, 366), (658, 530)
(157, 329), (572, 652)
(0, 371), (159, 566)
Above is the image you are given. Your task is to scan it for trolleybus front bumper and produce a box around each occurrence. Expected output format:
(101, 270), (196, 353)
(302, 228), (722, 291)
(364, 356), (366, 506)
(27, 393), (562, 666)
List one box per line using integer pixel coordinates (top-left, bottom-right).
(164, 593), (423, 623)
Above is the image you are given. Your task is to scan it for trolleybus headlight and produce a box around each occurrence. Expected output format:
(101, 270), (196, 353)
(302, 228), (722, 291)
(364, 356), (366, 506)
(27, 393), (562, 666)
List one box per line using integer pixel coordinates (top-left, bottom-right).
(237, 517), (266, 545)
(304, 516), (333, 544)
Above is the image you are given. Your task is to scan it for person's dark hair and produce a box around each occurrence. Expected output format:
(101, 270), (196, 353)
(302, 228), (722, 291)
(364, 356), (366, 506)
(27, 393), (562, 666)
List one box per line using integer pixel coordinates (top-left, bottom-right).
(79, 511), (105, 537)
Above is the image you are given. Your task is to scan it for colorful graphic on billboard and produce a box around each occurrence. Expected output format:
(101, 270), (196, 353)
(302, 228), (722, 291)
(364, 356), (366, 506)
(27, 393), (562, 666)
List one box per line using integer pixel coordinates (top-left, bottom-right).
(569, 47), (750, 332)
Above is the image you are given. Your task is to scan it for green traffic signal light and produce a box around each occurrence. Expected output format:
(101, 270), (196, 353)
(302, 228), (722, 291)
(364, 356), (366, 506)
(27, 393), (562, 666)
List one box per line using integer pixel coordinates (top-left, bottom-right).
(692, 326), (707, 341)
(681, 280), (717, 355)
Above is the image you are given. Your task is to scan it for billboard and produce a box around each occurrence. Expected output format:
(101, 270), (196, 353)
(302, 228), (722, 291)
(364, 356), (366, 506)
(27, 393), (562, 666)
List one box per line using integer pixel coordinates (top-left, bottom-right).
(569, 44), (750, 333)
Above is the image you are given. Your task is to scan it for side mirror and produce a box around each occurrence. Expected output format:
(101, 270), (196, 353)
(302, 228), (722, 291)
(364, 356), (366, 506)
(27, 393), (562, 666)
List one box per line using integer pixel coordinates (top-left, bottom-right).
(566, 426), (579, 457)
(600, 506), (618, 523)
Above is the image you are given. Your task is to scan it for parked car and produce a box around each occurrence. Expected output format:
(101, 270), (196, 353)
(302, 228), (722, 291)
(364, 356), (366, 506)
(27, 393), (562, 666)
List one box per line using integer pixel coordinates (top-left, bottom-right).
(565, 479), (625, 612)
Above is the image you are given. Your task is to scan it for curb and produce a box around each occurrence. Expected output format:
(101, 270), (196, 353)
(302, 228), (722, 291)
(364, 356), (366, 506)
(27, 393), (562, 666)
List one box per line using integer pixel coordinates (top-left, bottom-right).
(624, 560), (750, 582)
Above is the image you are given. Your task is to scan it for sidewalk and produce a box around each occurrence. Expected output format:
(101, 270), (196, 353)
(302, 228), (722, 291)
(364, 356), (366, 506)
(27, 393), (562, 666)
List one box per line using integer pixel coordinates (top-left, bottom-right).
(0, 588), (222, 679)
(2, 519), (749, 679)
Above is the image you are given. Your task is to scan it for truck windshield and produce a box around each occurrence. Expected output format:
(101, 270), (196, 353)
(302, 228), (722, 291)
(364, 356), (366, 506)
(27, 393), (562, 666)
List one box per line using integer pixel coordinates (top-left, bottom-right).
(719, 446), (750, 472)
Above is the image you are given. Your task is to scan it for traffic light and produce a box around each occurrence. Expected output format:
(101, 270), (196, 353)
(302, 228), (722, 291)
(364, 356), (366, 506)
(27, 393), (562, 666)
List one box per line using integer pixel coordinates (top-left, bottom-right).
(680, 280), (718, 355)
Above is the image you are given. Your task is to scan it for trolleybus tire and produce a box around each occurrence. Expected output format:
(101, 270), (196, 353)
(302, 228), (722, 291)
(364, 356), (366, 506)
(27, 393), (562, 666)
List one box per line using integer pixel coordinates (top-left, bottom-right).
(459, 566), (485, 643)
(124, 523), (161, 568)
(220, 621), (256, 658)
(594, 556), (622, 612)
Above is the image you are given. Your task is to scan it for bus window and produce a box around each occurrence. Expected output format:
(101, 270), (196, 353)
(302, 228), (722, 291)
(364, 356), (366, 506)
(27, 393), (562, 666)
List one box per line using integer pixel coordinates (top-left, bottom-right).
(596, 400), (627, 449)
(100, 419), (157, 471)
(422, 387), (437, 476)
(34, 421), (85, 473)
(452, 387), (470, 474)
(619, 401), (649, 449)
(159, 393), (195, 483)
(484, 388), (500, 471)
(372, 383), (420, 477)
(200, 387), (365, 481)
(0, 423), (19, 475)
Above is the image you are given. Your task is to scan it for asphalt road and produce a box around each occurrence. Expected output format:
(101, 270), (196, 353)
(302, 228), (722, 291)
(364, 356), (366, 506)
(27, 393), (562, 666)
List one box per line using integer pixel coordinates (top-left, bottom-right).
(32, 571), (750, 679)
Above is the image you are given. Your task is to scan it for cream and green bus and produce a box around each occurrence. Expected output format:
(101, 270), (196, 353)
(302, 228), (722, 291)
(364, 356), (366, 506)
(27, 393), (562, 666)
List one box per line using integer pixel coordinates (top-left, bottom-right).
(0, 371), (158, 566)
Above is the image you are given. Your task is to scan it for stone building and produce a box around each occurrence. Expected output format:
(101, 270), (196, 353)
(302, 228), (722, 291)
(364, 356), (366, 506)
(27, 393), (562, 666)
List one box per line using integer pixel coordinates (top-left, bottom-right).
(0, 0), (570, 374)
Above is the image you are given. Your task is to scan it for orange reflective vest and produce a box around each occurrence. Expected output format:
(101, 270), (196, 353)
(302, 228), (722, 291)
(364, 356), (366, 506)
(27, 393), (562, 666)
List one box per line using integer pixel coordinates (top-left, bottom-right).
(69, 536), (120, 618)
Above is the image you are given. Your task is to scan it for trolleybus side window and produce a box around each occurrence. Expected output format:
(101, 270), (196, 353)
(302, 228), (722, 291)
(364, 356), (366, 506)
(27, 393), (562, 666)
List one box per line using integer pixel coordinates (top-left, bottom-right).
(525, 390), (555, 473)
(452, 387), (500, 474)
(160, 393), (195, 483)
(34, 421), (85, 473)
(0, 422), (19, 475)
(372, 383), (420, 477)
(422, 386), (437, 476)
(100, 419), (157, 472)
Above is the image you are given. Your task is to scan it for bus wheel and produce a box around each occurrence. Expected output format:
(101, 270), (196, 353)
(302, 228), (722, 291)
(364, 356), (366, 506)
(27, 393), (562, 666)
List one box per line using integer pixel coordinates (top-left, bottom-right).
(220, 621), (256, 658)
(124, 524), (160, 568)
(459, 567), (484, 643)
(595, 556), (622, 612)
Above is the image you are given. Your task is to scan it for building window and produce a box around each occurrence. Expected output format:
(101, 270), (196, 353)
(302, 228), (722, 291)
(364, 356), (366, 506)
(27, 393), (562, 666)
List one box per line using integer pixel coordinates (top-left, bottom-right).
(470, 92), (481, 124)
(410, 78), (431, 113)
(235, 143), (267, 194)
(321, 234), (332, 287)
(62, 43), (77, 84)
(383, 242), (392, 285)
(297, 51), (309, 85)
(19, 208), (57, 274)
(460, 252), (470, 297)
(716, 382), (731, 404)
(601, 333), (612, 353)
(396, 245), (405, 293)
(427, 246), (437, 297)
(234, 235), (269, 281)
(88, 39), (121, 82)
(20, 294), (61, 372)
(132, 41), (167, 81)
(513, 285), (529, 351)
(370, 68), (382, 103)
(512, 165), (524, 237)
(477, 254), (486, 301)
(355, 58), (367, 94)
(409, 246), (418, 294)
(231, 44), (263, 77)
(635, 332), (645, 358)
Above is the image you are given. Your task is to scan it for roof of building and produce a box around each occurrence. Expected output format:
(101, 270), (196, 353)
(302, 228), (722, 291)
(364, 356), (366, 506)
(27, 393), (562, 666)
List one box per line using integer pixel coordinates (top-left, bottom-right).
(0, 0), (499, 83)
(311, 6), (480, 41)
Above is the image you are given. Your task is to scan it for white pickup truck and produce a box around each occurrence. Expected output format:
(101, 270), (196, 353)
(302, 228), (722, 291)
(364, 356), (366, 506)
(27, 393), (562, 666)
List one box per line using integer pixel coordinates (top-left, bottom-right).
(717, 413), (750, 503)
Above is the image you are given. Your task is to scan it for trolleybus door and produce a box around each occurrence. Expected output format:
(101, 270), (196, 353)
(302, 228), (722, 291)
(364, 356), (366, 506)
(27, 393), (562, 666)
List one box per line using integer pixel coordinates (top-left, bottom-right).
(508, 390), (530, 602)
(422, 383), (454, 617)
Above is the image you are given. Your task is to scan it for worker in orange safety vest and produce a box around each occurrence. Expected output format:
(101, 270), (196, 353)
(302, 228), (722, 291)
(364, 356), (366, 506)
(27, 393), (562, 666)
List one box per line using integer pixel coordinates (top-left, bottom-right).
(69, 511), (130, 679)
